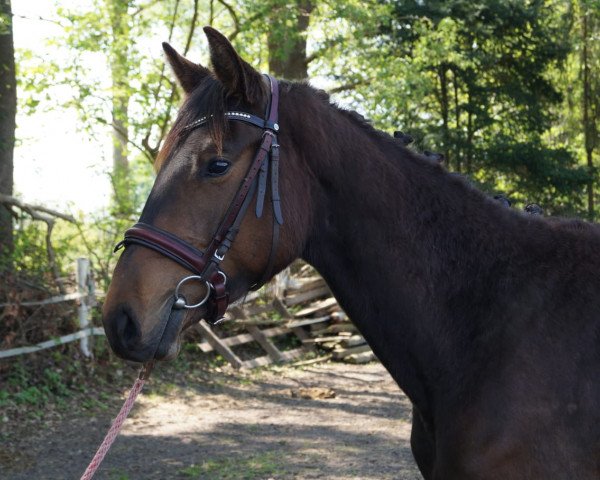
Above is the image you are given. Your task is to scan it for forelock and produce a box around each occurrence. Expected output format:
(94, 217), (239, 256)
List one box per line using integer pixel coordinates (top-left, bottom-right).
(155, 76), (228, 171)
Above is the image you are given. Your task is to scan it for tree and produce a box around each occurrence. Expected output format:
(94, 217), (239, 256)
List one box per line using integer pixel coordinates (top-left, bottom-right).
(266, 0), (313, 80)
(0, 0), (16, 268)
(18, 0), (210, 217)
(108, 0), (132, 211)
(544, 0), (600, 218)
(332, 0), (589, 214)
(14, 0), (596, 219)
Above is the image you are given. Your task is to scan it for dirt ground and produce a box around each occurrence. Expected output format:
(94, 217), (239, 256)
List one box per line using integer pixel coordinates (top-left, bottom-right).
(2, 360), (421, 479)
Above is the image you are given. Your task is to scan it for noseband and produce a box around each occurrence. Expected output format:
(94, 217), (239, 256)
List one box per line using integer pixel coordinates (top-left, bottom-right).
(114, 75), (282, 324)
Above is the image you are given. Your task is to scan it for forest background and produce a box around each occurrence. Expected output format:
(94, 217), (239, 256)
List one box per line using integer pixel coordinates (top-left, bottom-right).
(0, 0), (599, 351)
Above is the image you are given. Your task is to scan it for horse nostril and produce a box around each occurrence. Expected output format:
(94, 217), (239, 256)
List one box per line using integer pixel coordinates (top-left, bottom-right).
(117, 307), (141, 350)
(104, 305), (154, 362)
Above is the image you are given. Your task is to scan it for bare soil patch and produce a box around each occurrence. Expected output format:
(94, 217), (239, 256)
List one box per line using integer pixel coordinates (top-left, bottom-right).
(2, 360), (421, 479)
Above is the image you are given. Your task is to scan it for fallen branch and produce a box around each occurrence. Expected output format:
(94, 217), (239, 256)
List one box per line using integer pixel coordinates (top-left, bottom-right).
(0, 194), (77, 293)
(290, 354), (332, 367)
(0, 193), (76, 223)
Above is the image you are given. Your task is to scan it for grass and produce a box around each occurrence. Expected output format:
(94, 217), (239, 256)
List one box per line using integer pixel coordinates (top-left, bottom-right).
(108, 469), (131, 480)
(178, 451), (287, 479)
(0, 335), (307, 443)
(0, 342), (136, 425)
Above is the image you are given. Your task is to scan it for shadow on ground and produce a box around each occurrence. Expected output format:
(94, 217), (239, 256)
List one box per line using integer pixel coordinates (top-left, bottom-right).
(2, 362), (421, 480)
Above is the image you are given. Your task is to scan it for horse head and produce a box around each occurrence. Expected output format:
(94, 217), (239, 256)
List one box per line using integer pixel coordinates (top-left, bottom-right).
(102, 28), (311, 362)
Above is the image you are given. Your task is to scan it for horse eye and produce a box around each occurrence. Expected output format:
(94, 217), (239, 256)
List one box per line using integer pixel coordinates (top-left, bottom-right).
(206, 159), (231, 177)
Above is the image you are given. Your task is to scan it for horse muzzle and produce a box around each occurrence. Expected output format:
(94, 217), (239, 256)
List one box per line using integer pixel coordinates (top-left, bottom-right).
(103, 294), (207, 363)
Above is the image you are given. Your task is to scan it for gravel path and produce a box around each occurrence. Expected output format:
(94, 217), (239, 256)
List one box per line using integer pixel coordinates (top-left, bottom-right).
(2, 362), (421, 479)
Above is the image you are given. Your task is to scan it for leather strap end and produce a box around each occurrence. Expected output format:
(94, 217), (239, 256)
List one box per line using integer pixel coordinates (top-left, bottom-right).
(255, 160), (269, 218)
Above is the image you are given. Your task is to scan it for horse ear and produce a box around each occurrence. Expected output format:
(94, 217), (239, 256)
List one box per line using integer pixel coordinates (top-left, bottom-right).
(162, 42), (211, 94)
(203, 26), (265, 104)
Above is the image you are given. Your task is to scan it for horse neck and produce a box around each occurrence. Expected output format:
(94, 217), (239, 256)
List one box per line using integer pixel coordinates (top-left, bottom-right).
(287, 95), (529, 413)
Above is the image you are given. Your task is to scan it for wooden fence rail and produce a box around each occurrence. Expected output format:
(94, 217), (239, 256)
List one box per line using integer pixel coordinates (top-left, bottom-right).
(0, 328), (105, 359)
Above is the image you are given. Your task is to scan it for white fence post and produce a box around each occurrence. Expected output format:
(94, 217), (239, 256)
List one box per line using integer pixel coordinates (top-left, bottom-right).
(77, 258), (93, 358)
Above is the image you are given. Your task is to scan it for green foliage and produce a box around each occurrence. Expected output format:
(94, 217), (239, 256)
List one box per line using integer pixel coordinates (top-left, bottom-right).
(3, 160), (154, 291)
(43, 367), (70, 396)
(3, 363), (70, 412)
(11, 218), (69, 279)
(0, 2), (12, 36)
(108, 471), (131, 480)
(14, 386), (50, 407)
(477, 138), (590, 213)
(0, 339), (122, 424)
(310, 0), (593, 214)
(0, 389), (9, 407)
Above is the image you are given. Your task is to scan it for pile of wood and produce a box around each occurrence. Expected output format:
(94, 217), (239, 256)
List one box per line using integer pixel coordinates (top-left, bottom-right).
(307, 329), (376, 364)
(280, 275), (376, 365)
(193, 268), (376, 369)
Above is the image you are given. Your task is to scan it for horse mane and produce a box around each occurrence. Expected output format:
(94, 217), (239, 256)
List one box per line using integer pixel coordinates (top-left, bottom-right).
(281, 80), (600, 270)
(158, 76), (583, 239)
(290, 82), (448, 178)
(291, 82), (416, 153)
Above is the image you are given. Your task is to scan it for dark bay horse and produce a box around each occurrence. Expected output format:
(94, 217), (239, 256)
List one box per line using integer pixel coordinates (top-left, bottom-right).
(102, 27), (600, 479)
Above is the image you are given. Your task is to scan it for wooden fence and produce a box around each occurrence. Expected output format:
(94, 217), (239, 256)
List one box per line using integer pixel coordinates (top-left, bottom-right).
(0, 264), (377, 368)
(0, 258), (99, 359)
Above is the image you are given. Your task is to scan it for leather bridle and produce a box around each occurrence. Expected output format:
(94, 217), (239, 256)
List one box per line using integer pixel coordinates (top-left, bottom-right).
(114, 75), (282, 324)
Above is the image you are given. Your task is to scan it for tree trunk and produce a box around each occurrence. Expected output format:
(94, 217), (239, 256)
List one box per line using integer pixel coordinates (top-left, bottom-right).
(582, 5), (596, 221)
(466, 89), (474, 175)
(438, 65), (451, 170)
(108, 0), (131, 212)
(267, 0), (313, 80)
(0, 0), (16, 269)
(453, 68), (461, 173)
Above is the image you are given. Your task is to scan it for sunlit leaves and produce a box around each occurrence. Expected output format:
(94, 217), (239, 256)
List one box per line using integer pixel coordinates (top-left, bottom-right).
(15, 0), (600, 218)
(331, 0), (590, 214)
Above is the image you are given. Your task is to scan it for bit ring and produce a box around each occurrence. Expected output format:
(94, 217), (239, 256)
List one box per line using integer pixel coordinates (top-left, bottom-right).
(173, 275), (211, 309)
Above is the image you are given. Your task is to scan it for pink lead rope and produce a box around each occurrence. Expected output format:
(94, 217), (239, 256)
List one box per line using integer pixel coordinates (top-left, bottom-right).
(80, 361), (155, 480)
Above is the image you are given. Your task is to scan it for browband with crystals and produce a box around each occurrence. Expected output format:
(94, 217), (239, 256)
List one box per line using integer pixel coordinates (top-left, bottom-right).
(183, 111), (280, 133)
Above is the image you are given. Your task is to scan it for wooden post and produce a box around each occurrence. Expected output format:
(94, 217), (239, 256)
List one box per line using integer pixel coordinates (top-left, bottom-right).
(246, 324), (286, 362)
(77, 258), (92, 358)
(196, 320), (245, 369)
(235, 307), (286, 362)
(273, 297), (314, 352)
